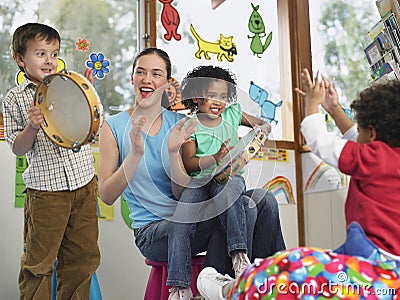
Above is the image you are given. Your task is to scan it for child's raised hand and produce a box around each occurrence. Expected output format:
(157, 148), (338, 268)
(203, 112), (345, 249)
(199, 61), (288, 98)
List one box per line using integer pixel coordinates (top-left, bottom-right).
(297, 68), (325, 116)
(321, 74), (340, 115)
(28, 101), (43, 130)
(295, 68), (316, 98)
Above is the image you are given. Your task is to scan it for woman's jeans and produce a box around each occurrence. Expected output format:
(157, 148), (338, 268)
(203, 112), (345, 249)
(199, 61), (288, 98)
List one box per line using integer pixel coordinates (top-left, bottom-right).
(134, 183), (286, 287)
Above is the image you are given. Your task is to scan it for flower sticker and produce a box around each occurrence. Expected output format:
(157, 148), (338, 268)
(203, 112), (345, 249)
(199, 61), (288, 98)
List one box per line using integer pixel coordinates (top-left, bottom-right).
(86, 52), (110, 79)
(76, 38), (90, 52)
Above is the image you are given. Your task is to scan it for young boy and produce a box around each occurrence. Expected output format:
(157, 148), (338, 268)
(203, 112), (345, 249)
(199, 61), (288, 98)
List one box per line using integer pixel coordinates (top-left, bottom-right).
(299, 68), (400, 260)
(2, 23), (100, 299)
(179, 65), (272, 279)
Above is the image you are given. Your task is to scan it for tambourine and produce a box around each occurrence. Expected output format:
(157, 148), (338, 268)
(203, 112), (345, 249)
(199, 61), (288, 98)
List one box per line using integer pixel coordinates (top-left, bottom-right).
(213, 127), (268, 184)
(34, 69), (103, 151)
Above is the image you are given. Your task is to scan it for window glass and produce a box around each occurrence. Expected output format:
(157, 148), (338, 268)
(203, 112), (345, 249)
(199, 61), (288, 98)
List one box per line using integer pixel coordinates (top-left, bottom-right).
(309, 0), (380, 107)
(156, 0), (288, 140)
(0, 0), (138, 117)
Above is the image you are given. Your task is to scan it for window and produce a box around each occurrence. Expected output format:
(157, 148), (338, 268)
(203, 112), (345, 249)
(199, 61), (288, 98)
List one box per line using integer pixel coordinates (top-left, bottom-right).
(153, 0), (292, 141)
(0, 0), (138, 117)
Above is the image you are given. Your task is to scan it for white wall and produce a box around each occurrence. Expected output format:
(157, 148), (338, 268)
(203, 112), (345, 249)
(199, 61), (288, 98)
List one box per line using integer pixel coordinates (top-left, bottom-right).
(304, 189), (347, 250)
(0, 142), (24, 300)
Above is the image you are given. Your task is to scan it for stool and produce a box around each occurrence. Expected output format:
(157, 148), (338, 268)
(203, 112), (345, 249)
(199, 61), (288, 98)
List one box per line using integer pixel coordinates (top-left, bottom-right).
(144, 255), (206, 300)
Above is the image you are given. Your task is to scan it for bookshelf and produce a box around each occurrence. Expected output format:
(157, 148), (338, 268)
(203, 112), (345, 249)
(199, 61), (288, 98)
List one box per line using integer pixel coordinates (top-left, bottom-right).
(365, 0), (400, 81)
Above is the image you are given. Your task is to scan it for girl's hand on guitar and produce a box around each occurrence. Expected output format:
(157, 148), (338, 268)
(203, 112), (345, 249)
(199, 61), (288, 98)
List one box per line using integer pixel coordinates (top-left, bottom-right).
(256, 122), (271, 135)
(214, 139), (234, 163)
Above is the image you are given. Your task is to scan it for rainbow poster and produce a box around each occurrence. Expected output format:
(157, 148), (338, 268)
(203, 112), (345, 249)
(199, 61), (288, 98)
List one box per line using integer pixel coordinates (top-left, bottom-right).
(302, 152), (347, 194)
(263, 175), (295, 204)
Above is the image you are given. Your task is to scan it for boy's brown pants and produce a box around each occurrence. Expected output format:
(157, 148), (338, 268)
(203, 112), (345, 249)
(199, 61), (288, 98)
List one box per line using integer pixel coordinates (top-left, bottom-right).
(19, 177), (100, 300)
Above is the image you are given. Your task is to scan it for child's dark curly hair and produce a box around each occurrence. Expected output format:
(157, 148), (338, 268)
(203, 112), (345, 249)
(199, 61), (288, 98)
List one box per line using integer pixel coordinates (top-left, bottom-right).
(181, 65), (237, 113)
(351, 79), (400, 147)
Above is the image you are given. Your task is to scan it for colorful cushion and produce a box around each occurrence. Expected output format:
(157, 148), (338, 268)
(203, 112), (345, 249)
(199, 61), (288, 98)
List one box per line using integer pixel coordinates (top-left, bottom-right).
(229, 247), (400, 299)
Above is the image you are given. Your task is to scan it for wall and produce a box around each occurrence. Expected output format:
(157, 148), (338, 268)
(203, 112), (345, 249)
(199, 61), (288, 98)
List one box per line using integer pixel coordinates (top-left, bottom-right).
(0, 142), (23, 300)
(301, 152), (348, 249)
(304, 189), (347, 249)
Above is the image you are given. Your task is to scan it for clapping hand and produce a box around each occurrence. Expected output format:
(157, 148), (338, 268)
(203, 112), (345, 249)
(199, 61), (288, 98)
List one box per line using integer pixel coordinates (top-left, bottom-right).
(321, 75), (340, 115)
(295, 68), (325, 116)
(129, 116), (146, 157)
(168, 117), (197, 153)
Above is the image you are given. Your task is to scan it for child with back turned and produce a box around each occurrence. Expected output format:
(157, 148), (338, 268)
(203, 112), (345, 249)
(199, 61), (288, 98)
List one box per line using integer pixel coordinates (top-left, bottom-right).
(298, 68), (400, 260)
(2, 23), (100, 299)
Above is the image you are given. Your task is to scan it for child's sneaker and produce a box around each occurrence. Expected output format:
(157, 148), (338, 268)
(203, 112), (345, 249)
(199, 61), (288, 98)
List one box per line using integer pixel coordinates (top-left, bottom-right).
(168, 287), (193, 300)
(232, 251), (250, 278)
(197, 267), (234, 300)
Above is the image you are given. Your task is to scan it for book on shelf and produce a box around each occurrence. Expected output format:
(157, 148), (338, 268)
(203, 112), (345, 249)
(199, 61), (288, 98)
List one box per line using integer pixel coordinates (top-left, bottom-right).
(373, 64), (399, 84)
(376, 31), (393, 51)
(370, 1), (400, 81)
(371, 59), (400, 80)
(383, 13), (400, 59)
(365, 41), (383, 65)
(376, 0), (400, 26)
(368, 20), (384, 40)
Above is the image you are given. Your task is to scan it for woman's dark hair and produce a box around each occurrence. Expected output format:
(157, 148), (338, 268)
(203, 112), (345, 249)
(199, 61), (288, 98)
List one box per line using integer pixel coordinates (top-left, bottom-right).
(13, 23), (61, 72)
(181, 65), (237, 113)
(351, 79), (400, 147)
(131, 47), (171, 79)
